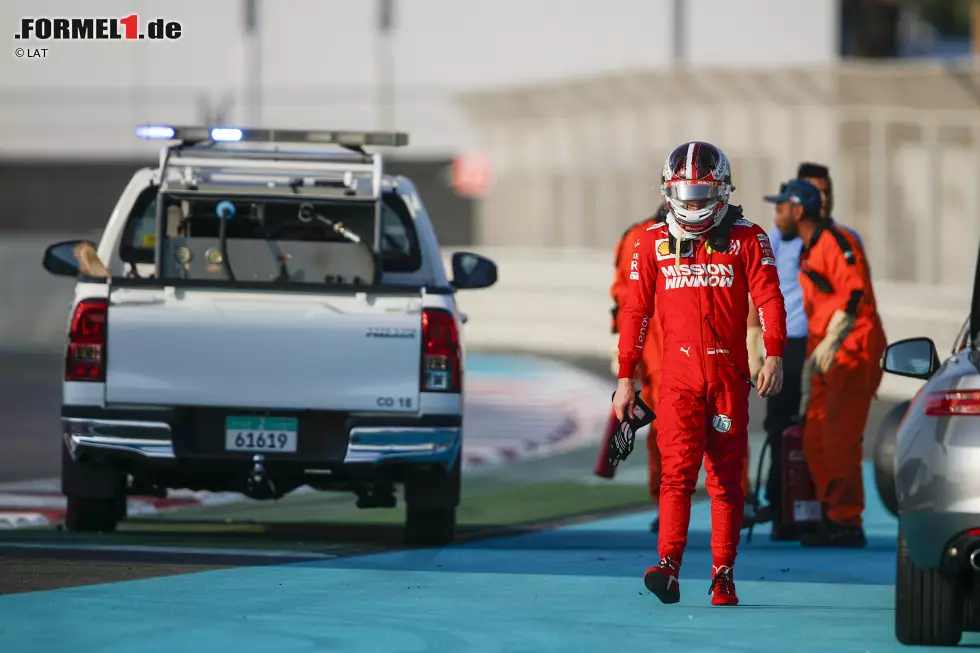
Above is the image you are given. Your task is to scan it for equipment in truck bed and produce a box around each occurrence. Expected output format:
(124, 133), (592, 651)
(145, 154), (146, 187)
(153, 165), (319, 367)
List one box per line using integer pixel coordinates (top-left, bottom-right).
(135, 125), (410, 285)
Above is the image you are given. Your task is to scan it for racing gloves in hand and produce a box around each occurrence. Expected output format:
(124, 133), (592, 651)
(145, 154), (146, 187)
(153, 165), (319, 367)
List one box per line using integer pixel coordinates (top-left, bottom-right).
(810, 309), (856, 374)
(746, 325), (764, 380)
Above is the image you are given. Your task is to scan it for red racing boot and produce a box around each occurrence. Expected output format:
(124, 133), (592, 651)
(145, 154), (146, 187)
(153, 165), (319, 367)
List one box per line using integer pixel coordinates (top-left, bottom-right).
(708, 565), (739, 606)
(643, 556), (681, 604)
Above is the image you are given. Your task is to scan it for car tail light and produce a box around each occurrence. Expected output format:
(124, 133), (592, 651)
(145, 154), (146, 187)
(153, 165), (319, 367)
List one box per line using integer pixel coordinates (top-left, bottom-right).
(966, 528), (980, 537)
(65, 299), (107, 382)
(420, 308), (460, 393)
(924, 390), (980, 417)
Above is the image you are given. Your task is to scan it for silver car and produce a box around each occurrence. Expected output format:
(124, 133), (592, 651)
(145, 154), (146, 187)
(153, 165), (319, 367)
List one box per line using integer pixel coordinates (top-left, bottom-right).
(874, 257), (980, 646)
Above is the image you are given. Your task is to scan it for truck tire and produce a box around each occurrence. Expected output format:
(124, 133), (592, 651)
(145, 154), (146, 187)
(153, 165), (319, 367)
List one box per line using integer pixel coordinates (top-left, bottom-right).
(896, 526), (964, 646)
(64, 496), (126, 533)
(404, 454), (461, 546)
(873, 400), (909, 519)
(405, 506), (456, 546)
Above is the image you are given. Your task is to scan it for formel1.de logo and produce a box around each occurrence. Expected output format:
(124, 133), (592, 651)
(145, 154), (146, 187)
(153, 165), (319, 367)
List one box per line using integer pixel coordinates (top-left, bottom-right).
(15, 15), (182, 41)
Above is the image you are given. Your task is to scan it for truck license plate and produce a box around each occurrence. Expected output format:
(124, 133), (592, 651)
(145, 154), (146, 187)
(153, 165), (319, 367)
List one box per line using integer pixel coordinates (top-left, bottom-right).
(225, 417), (298, 452)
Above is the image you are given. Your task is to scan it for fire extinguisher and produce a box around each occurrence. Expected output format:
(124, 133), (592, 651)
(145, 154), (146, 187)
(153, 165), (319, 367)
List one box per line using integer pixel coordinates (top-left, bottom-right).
(745, 359), (823, 543)
(746, 422), (821, 543)
(774, 424), (820, 541)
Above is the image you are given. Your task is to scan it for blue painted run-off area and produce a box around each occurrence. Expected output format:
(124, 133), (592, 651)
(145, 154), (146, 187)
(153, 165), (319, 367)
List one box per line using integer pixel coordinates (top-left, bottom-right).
(2, 463), (975, 652)
(465, 352), (570, 378)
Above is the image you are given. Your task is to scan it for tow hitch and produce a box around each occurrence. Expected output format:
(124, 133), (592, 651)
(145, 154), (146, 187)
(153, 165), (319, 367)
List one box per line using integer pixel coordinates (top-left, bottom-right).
(355, 481), (396, 508)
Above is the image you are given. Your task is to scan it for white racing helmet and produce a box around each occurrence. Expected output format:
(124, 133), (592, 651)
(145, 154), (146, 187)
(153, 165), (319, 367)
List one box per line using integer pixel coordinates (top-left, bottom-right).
(661, 141), (734, 236)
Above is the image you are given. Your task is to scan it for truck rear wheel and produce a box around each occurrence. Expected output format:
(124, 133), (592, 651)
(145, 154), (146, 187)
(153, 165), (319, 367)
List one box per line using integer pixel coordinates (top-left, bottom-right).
(61, 446), (127, 533)
(896, 526), (964, 646)
(405, 506), (456, 546)
(404, 454), (461, 546)
(64, 496), (126, 533)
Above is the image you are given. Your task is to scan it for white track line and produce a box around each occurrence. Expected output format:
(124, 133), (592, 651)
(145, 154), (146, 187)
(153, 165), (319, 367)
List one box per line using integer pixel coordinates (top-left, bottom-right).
(0, 513), (51, 528)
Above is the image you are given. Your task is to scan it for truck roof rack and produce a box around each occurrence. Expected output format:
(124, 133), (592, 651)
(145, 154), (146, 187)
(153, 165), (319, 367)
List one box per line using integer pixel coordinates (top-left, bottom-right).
(136, 125), (410, 200)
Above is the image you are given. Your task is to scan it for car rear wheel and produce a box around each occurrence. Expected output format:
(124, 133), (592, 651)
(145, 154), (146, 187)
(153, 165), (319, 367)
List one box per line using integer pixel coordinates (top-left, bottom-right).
(965, 588), (980, 632)
(64, 496), (126, 533)
(873, 400), (909, 519)
(896, 526), (964, 646)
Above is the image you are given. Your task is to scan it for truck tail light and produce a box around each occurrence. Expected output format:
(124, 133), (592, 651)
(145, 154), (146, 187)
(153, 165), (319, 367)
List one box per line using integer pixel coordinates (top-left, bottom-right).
(924, 391), (980, 417)
(65, 299), (107, 382)
(420, 308), (460, 393)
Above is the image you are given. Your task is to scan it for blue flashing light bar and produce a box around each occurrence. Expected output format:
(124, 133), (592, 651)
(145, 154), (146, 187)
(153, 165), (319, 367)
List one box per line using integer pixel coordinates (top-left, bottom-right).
(134, 125), (409, 147)
(135, 125), (175, 140)
(210, 128), (243, 142)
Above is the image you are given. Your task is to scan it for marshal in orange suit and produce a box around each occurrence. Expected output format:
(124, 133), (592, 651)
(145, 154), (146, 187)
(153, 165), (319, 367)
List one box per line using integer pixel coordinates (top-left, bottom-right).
(767, 178), (885, 548)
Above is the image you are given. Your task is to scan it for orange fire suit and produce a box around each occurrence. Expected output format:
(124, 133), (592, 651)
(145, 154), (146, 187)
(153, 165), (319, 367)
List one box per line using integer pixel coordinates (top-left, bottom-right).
(611, 216), (665, 499)
(799, 223), (886, 528)
(610, 213), (751, 500)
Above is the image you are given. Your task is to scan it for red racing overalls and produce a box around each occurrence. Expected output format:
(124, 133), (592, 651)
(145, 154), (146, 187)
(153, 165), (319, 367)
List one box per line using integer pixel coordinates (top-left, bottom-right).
(618, 207), (786, 569)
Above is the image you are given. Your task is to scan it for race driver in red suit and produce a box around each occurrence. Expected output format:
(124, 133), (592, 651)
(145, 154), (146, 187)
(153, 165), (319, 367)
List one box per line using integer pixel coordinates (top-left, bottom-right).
(613, 141), (786, 607)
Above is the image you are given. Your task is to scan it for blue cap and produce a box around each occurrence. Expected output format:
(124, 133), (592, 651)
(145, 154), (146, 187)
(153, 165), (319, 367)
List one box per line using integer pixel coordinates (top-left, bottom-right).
(763, 178), (821, 216)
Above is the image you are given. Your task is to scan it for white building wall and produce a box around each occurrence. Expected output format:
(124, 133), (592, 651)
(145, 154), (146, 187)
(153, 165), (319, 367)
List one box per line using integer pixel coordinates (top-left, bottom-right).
(0, 0), (839, 158)
(459, 65), (980, 291)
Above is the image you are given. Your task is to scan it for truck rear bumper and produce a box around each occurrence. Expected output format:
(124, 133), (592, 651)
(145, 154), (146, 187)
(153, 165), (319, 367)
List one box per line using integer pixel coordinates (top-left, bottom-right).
(62, 415), (461, 471)
(345, 426), (460, 466)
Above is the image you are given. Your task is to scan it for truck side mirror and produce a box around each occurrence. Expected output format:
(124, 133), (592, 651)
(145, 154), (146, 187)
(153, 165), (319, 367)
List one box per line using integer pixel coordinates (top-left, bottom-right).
(451, 252), (497, 290)
(42, 240), (94, 277)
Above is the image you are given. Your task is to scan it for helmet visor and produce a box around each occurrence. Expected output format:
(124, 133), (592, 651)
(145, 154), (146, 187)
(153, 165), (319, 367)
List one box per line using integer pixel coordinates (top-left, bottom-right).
(664, 181), (725, 212)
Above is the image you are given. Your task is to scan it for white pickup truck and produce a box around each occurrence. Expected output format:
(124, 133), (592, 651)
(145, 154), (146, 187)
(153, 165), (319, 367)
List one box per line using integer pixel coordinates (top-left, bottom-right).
(42, 126), (497, 545)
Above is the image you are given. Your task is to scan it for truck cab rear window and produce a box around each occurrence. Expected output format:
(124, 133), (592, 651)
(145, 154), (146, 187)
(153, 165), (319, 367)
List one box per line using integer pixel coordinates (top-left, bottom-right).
(120, 188), (422, 274)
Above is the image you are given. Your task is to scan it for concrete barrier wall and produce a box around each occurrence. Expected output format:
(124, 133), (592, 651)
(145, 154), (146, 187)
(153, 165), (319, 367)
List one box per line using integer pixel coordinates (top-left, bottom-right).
(446, 247), (969, 401)
(2, 236), (966, 400)
(449, 246), (969, 352)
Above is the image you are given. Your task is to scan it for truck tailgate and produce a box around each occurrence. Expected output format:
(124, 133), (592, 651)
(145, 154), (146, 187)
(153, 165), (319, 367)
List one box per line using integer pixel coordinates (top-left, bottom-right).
(104, 287), (423, 412)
